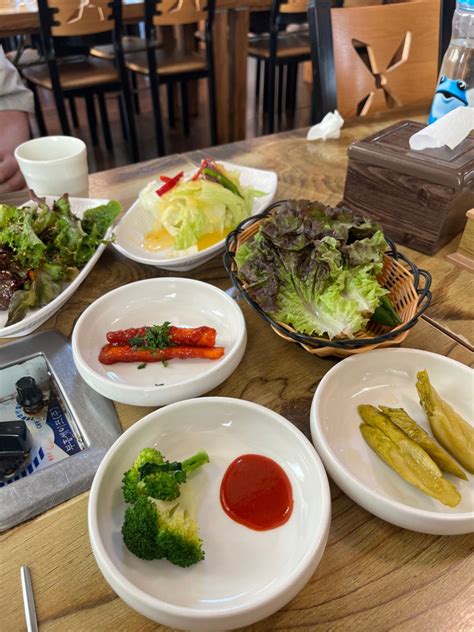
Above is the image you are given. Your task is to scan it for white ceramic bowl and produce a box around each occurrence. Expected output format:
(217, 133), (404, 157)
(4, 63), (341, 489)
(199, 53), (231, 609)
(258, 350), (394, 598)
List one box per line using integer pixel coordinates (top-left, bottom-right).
(0, 196), (111, 338)
(310, 348), (474, 535)
(88, 397), (331, 631)
(112, 161), (278, 272)
(72, 278), (246, 406)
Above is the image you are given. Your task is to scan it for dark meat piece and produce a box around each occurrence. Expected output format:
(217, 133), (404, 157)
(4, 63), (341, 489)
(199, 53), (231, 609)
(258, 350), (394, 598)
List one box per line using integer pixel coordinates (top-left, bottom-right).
(0, 248), (12, 271)
(0, 270), (20, 310)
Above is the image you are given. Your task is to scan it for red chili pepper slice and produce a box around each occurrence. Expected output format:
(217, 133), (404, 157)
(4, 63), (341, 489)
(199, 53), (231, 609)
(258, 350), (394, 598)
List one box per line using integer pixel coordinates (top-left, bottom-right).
(156, 171), (184, 196)
(192, 159), (208, 181)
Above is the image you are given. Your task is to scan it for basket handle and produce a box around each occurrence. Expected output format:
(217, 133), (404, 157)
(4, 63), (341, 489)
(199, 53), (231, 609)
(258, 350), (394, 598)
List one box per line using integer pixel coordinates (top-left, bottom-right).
(385, 239), (423, 289)
(413, 268), (432, 321)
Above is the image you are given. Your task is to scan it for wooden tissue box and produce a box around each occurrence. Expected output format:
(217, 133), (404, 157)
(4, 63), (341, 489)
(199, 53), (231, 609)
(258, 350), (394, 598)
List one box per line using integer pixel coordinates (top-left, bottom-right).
(342, 121), (474, 255)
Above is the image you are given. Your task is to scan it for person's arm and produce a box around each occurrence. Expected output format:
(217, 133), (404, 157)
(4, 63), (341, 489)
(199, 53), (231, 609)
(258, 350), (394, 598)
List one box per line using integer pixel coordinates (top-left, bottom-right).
(0, 110), (31, 193)
(0, 46), (35, 193)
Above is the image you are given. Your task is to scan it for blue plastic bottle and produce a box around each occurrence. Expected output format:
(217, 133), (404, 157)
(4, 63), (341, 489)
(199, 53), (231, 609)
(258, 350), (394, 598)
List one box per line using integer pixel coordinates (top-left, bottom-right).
(428, 0), (474, 123)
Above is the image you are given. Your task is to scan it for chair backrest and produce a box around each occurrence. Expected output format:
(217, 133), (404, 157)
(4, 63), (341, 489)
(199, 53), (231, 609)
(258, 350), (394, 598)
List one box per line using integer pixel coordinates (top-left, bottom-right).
(308, 0), (440, 121)
(280, 0), (308, 12)
(151, 0), (214, 26)
(40, 0), (116, 37)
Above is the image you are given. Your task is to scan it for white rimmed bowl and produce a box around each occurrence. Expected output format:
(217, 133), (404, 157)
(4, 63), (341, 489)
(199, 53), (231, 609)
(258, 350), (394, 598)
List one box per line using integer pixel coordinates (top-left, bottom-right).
(88, 397), (331, 631)
(112, 161), (278, 272)
(0, 196), (111, 338)
(72, 278), (246, 406)
(310, 348), (474, 535)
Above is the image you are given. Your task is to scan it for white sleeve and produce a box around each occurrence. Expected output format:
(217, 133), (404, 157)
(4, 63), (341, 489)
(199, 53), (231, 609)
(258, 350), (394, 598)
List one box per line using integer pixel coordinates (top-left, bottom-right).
(0, 45), (35, 113)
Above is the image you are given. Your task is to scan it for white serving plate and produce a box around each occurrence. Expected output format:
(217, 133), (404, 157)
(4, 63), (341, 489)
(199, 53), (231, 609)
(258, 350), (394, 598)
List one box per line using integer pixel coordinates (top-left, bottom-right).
(72, 277), (246, 407)
(112, 161), (278, 272)
(0, 196), (112, 338)
(88, 397), (331, 631)
(310, 348), (474, 535)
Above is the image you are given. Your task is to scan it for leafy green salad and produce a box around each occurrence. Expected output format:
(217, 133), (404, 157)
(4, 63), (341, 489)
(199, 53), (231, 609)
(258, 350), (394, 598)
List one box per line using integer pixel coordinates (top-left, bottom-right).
(0, 194), (121, 326)
(236, 200), (401, 340)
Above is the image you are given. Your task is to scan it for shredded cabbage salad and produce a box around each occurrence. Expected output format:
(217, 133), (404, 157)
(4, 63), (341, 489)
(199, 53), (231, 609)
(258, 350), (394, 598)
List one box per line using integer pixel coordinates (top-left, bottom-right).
(139, 159), (265, 256)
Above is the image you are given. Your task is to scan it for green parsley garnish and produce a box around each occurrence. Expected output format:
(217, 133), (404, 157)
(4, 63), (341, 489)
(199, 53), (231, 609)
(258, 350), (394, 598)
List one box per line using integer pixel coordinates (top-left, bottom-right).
(129, 322), (171, 350)
(137, 363), (147, 369)
(162, 359), (169, 368)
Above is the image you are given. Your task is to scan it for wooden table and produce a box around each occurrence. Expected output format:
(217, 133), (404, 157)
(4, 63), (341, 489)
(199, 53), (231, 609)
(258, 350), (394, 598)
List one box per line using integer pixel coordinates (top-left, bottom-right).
(0, 0), (273, 144)
(1, 111), (473, 631)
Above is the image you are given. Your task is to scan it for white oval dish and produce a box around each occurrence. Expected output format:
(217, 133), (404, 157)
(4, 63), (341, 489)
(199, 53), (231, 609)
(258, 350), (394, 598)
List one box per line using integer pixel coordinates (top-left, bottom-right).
(0, 196), (112, 338)
(112, 161), (278, 272)
(72, 278), (246, 406)
(310, 348), (473, 535)
(88, 397), (331, 631)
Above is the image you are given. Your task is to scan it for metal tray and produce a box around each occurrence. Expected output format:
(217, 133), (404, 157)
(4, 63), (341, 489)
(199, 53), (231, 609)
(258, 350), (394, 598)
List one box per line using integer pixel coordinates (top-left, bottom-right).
(0, 330), (122, 531)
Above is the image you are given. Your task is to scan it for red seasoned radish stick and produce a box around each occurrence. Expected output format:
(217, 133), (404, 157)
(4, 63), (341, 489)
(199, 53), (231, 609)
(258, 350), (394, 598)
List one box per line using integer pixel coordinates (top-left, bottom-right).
(99, 344), (224, 365)
(106, 325), (216, 348)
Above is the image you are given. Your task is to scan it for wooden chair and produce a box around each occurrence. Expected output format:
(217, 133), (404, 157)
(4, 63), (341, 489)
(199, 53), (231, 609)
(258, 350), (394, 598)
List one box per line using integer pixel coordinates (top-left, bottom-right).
(125, 0), (217, 156)
(248, 0), (311, 134)
(22, 0), (138, 161)
(307, 0), (440, 123)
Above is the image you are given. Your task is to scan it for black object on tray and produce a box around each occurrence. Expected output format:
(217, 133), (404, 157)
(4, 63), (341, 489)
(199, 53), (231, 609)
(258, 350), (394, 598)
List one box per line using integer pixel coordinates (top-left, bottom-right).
(224, 200), (432, 357)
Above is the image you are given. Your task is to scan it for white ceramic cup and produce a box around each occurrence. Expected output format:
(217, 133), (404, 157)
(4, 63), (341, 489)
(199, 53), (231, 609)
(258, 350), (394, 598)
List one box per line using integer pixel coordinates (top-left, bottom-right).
(15, 136), (89, 197)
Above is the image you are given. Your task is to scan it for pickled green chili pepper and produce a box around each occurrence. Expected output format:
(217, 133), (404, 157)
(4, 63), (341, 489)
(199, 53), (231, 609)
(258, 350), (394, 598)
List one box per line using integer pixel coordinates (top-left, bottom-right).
(202, 167), (243, 199)
(416, 370), (474, 474)
(372, 295), (402, 327)
(358, 405), (461, 507)
(379, 406), (467, 480)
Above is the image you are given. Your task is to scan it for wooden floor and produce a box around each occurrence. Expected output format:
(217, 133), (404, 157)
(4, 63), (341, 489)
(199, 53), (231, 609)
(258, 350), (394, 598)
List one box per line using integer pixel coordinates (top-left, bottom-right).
(31, 60), (313, 173)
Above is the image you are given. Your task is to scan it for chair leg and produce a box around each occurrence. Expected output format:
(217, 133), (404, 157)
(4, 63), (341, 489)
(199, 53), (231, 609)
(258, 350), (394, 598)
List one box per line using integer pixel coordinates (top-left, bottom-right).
(68, 97), (79, 128)
(97, 93), (113, 150)
(51, 85), (71, 135)
(121, 81), (140, 162)
(262, 61), (269, 114)
(180, 81), (190, 137)
(293, 64), (299, 114)
(277, 64), (284, 121)
(207, 73), (218, 146)
(285, 62), (297, 114)
(255, 59), (261, 104)
(166, 83), (176, 128)
(150, 74), (166, 156)
(28, 82), (47, 136)
(84, 94), (98, 146)
(131, 72), (140, 114)
(285, 63), (294, 112)
(117, 96), (128, 140)
(266, 58), (276, 134)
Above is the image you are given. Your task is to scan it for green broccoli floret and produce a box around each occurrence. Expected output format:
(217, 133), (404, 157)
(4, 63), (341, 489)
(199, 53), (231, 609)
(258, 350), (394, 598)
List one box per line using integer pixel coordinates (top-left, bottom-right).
(122, 448), (209, 503)
(122, 496), (205, 567)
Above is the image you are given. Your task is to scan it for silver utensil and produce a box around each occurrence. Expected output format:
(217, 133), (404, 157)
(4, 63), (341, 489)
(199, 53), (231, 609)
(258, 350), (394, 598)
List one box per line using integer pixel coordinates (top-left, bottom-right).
(20, 566), (39, 632)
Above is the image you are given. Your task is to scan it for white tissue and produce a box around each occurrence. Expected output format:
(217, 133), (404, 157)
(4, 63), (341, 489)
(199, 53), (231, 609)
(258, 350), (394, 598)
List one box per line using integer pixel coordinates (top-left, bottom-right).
(409, 107), (474, 151)
(307, 111), (344, 141)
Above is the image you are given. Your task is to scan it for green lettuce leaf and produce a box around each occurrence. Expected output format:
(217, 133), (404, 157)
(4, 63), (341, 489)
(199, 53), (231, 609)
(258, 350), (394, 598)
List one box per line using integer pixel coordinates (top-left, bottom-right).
(81, 200), (121, 237)
(0, 209), (46, 269)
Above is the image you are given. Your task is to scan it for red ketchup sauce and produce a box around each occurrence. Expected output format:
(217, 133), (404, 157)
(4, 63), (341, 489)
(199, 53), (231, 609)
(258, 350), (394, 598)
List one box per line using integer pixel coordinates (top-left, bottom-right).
(220, 454), (293, 530)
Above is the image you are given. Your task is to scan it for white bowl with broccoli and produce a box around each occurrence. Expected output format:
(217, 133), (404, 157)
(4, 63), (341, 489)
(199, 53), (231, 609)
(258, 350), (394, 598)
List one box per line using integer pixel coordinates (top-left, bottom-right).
(88, 397), (331, 630)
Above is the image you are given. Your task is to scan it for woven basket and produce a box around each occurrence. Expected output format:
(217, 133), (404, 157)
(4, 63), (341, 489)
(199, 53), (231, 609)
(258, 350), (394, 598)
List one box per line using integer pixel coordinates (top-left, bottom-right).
(224, 201), (432, 358)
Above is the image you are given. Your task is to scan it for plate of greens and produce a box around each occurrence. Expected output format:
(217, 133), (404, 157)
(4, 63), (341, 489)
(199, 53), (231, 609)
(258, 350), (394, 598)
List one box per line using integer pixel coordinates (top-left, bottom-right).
(113, 159), (277, 272)
(0, 195), (121, 337)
